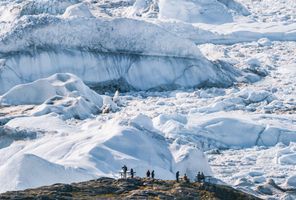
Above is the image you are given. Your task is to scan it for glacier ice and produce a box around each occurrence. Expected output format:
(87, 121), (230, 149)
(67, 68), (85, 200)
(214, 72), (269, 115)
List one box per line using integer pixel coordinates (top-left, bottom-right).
(0, 73), (104, 119)
(0, 0), (295, 199)
(0, 114), (212, 193)
(0, 2), (249, 94)
(158, 0), (234, 24)
(0, 73), (103, 106)
(0, 154), (94, 192)
(0, 49), (242, 95)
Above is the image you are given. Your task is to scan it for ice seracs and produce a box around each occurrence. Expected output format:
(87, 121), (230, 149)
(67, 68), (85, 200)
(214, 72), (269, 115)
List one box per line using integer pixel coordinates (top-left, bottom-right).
(62, 3), (94, 19)
(158, 0), (234, 24)
(0, 0), (78, 22)
(170, 141), (213, 179)
(0, 73), (103, 119)
(0, 73), (102, 106)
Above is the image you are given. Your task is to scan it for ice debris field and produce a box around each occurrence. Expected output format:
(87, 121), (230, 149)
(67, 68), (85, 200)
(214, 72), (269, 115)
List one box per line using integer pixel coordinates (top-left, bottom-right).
(0, 0), (295, 199)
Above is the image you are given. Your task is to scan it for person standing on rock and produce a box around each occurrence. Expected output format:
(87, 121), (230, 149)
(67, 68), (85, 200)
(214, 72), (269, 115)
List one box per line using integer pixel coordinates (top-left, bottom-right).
(176, 171), (180, 182)
(201, 172), (205, 183)
(151, 170), (155, 179)
(183, 174), (189, 183)
(146, 170), (151, 178)
(122, 165), (128, 179)
(197, 172), (201, 183)
(130, 168), (134, 178)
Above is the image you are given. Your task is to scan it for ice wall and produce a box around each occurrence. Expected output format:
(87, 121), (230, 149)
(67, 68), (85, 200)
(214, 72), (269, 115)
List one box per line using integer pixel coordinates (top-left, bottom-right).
(0, 49), (241, 94)
(0, 3), (243, 94)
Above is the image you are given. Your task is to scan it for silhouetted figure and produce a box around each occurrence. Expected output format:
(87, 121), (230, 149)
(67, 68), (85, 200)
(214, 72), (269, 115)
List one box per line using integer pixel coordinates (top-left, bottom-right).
(122, 165), (128, 179)
(201, 172), (205, 182)
(176, 171), (180, 182)
(183, 173), (189, 183)
(151, 170), (155, 179)
(146, 170), (151, 178)
(130, 168), (134, 178)
(197, 172), (201, 183)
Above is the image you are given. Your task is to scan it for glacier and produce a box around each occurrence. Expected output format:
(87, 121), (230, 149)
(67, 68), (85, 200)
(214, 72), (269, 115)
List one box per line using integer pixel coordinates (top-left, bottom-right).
(0, 49), (242, 94)
(0, 2), (251, 94)
(0, 113), (212, 192)
(0, 0), (295, 199)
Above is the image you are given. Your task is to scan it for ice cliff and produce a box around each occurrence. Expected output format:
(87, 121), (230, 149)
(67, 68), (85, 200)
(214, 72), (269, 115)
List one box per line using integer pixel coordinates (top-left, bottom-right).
(0, 2), (246, 94)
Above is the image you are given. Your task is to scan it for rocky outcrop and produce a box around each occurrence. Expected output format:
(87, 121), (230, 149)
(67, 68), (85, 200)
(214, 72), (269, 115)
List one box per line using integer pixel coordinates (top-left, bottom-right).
(0, 177), (261, 200)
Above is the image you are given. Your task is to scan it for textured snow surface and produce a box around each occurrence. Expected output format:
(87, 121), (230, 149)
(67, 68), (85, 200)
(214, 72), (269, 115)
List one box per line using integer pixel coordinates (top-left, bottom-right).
(0, 0), (295, 199)
(0, 73), (103, 119)
(0, 114), (211, 192)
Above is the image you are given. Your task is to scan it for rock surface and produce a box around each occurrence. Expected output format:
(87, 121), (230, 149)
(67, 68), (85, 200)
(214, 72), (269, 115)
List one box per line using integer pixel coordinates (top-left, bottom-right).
(0, 177), (261, 200)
